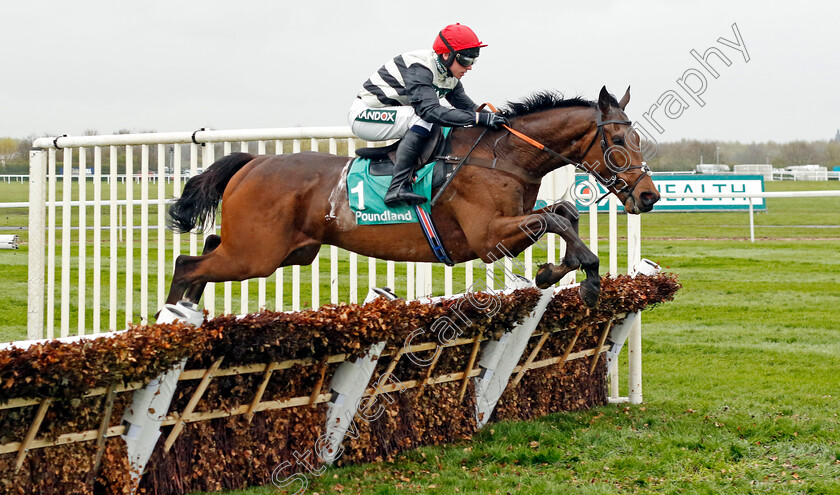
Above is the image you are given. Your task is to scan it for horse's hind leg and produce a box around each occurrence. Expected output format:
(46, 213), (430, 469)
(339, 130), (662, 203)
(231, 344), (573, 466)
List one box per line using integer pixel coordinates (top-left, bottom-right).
(183, 235), (222, 304)
(166, 235), (314, 310)
(164, 234), (221, 305)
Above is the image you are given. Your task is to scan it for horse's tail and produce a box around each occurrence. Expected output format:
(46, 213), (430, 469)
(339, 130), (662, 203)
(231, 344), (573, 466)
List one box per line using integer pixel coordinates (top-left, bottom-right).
(167, 152), (255, 233)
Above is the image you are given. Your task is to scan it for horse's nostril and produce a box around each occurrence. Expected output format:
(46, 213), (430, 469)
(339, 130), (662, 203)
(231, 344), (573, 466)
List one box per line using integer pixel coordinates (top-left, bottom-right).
(641, 192), (659, 206)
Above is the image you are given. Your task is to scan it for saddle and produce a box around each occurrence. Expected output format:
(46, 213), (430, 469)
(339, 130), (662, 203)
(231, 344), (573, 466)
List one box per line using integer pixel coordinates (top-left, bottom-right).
(354, 126), (454, 189)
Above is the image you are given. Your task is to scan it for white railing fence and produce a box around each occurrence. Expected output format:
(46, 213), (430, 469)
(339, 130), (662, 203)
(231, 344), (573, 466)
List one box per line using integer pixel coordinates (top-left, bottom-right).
(27, 127), (641, 341)
(659, 190), (840, 242)
(0, 175), (29, 183)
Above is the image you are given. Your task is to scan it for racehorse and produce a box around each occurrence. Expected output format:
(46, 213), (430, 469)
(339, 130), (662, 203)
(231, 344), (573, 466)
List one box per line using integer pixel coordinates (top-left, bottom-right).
(164, 86), (659, 310)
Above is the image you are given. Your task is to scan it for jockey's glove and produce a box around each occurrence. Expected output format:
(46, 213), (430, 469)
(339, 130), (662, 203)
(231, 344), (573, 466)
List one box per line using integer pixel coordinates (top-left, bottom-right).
(476, 112), (509, 129)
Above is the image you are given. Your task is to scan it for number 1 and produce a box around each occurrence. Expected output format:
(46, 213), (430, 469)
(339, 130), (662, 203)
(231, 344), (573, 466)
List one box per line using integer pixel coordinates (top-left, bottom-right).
(350, 181), (365, 210)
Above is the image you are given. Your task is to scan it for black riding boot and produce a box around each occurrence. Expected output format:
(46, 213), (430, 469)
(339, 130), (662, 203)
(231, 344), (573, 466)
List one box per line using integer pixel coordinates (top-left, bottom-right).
(384, 130), (428, 207)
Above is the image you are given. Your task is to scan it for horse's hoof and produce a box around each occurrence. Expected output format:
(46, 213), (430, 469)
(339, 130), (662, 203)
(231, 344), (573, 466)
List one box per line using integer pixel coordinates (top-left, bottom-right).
(535, 263), (553, 289)
(579, 278), (601, 307)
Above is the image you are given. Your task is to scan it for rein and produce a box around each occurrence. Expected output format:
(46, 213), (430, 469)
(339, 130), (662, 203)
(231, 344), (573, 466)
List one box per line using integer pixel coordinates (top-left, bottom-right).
(486, 103), (650, 202)
(429, 128), (488, 206)
(429, 103), (651, 206)
(429, 102), (538, 205)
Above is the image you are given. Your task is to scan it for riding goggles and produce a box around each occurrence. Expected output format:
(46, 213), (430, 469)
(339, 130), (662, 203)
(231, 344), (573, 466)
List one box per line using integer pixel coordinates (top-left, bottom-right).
(455, 52), (478, 67)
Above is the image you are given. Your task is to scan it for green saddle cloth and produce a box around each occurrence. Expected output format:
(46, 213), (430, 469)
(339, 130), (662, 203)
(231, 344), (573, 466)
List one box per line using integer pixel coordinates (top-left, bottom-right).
(347, 159), (436, 225)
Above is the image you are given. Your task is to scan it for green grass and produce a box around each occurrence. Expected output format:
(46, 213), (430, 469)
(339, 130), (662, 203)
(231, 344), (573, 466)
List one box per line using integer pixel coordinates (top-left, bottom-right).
(3, 180), (840, 493)
(251, 237), (837, 495)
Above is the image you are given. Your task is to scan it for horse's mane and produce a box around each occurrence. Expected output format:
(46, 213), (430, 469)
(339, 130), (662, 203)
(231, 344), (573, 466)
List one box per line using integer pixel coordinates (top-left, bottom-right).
(499, 90), (620, 118)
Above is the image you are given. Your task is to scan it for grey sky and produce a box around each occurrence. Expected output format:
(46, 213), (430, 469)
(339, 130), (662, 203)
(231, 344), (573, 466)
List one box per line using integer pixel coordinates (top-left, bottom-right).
(3, 1), (838, 143)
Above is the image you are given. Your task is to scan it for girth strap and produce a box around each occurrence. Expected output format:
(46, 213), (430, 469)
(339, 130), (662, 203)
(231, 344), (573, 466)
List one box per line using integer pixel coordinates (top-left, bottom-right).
(436, 155), (542, 185)
(414, 205), (455, 266)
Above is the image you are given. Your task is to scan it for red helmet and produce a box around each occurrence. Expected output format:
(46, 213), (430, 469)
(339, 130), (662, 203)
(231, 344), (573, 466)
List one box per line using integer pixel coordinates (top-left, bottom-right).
(432, 23), (487, 54)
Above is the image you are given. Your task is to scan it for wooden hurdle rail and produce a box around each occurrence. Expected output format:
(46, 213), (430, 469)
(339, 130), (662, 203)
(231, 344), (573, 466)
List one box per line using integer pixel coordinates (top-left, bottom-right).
(0, 307), (630, 472)
(158, 317), (620, 449)
(0, 267), (688, 494)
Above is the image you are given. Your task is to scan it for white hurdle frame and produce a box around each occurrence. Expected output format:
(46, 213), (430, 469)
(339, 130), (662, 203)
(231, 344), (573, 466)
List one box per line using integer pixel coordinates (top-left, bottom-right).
(27, 126), (644, 403)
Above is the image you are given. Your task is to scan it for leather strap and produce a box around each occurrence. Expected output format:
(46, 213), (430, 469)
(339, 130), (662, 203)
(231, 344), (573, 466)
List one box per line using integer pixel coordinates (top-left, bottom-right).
(437, 155), (542, 185)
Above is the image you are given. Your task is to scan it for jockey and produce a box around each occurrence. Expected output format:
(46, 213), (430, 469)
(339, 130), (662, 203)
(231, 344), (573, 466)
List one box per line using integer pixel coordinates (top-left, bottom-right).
(348, 23), (509, 207)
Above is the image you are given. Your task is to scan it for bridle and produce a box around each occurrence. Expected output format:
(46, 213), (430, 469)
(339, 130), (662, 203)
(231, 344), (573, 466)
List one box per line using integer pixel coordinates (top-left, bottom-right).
(430, 105), (653, 207)
(500, 111), (651, 202)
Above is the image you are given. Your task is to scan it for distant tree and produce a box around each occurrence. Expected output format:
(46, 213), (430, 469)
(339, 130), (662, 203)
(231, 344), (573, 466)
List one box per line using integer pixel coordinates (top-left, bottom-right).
(778, 141), (818, 166)
(16, 137), (33, 158)
(644, 139), (840, 171)
(735, 143), (768, 164)
(0, 137), (18, 165)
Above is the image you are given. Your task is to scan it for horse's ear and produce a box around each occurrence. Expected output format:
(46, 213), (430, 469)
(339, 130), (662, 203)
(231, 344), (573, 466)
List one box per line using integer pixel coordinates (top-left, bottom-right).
(619, 86), (631, 110)
(598, 86), (612, 114)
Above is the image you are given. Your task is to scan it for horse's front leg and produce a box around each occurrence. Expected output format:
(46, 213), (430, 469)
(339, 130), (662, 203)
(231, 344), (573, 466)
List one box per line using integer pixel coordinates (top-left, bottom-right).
(475, 207), (600, 306)
(528, 200), (599, 304)
(531, 210), (599, 306)
(533, 199), (581, 235)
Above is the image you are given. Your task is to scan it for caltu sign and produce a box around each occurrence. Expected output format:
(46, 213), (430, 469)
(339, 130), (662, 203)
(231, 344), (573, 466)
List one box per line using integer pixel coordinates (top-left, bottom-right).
(571, 175), (766, 212)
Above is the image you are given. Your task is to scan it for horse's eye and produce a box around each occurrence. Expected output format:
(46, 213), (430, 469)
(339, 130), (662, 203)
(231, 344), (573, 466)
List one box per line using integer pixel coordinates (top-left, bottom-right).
(612, 136), (625, 146)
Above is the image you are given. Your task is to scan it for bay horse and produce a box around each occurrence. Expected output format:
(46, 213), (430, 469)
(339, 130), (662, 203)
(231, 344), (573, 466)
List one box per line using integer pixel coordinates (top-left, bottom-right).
(164, 86), (659, 310)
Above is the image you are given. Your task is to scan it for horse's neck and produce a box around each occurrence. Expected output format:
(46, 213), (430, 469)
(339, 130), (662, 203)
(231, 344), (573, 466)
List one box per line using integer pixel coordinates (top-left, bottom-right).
(512, 108), (597, 177)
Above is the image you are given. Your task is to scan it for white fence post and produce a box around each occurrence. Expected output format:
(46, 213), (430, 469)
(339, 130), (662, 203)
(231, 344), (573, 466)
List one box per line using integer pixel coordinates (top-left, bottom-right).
(158, 144), (167, 313)
(140, 145), (149, 324)
(125, 146), (134, 329)
(202, 143), (216, 315)
(47, 149), (56, 339)
(27, 150), (47, 340)
(93, 146), (103, 334)
(78, 148), (87, 334)
(627, 214), (643, 404)
(606, 311), (639, 404)
(749, 198), (755, 243)
(60, 148), (71, 338)
(109, 146), (118, 332)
